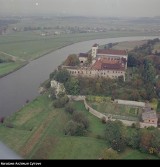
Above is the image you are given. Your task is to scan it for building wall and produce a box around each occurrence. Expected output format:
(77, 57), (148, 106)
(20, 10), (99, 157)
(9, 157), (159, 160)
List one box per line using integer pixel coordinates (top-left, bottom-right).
(67, 68), (125, 81)
(79, 57), (87, 64)
(114, 99), (145, 108)
(92, 46), (98, 58)
(97, 53), (127, 60)
(143, 118), (158, 124)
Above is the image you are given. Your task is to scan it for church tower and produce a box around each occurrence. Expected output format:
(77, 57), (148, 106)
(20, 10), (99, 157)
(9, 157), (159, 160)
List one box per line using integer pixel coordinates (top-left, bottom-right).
(92, 43), (98, 58)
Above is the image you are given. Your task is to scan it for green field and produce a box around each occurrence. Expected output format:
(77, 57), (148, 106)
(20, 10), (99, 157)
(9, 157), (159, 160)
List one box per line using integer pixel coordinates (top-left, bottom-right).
(0, 95), (107, 159)
(0, 95), (158, 159)
(112, 40), (147, 51)
(0, 62), (26, 77)
(119, 148), (159, 160)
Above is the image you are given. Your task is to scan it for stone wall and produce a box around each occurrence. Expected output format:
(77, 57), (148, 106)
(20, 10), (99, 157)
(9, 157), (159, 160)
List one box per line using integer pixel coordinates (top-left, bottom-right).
(84, 99), (136, 126)
(68, 95), (85, 101)
(68, 95), (157, 128)
(114, 99), (145, 108)
(140, 122), (157, 128)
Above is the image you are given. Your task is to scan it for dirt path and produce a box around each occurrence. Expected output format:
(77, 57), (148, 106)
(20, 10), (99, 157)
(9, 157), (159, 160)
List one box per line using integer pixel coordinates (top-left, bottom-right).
(20, 112), (57, 157)
(0, 51), (25, 62)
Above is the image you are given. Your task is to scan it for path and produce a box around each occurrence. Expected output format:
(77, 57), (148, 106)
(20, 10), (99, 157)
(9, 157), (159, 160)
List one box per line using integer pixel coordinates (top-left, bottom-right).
(0, 51), (25, 62)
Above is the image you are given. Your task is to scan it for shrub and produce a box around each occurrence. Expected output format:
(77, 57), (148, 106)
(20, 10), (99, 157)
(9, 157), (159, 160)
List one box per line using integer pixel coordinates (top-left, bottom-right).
(53, 95), (69, 108)
(101, 116), (106, 124)
(72, 112), (89, 129)
(65, 103), (75, 114)
(64, 120), (86, 136)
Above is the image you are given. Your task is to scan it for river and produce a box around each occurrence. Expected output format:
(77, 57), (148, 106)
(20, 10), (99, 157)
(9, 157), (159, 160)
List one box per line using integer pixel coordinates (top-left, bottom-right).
(0, 36), (159, 117)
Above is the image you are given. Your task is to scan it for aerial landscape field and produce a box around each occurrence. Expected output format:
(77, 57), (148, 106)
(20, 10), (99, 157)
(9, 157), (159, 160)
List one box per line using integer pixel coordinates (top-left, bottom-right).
(0, 0), (160, 160)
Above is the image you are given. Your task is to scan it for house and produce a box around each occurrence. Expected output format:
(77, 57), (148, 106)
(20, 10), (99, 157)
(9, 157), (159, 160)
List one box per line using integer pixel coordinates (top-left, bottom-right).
(141, 108), (158, 126)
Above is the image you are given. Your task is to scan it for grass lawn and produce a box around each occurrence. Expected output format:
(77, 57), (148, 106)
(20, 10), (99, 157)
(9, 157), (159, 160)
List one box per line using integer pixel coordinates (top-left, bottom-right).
(0, 95), (107, 159)
(0, 95), (159, 159)
(119, 148), (159, 160)
(0, 62), (25, 77)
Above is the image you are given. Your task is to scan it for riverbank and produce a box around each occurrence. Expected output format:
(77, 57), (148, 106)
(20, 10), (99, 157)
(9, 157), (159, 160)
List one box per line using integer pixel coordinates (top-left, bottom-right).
(0, 30), (158, 78)
(0, 36), (159, 117)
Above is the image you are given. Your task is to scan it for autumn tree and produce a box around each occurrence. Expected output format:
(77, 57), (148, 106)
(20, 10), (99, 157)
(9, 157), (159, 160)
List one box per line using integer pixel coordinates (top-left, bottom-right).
(64, 54), (80, 66)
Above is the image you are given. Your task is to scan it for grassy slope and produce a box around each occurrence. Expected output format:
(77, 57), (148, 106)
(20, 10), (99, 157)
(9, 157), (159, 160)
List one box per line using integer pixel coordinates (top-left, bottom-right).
(0, 95), (107, 159)
(0, 95), (158, 159)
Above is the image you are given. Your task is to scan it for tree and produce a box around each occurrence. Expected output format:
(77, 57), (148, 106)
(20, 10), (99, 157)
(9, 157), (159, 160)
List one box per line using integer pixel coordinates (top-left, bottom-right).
(53, 95), (69, 108)
(104, 120), (127, 152)
(139, 129), (153, 153)
(65, 103), (75, 114)
(128, 53), (138, 67)
(72, 112), (89, 129)
(126, 128), (140, 149)
(64, 120), (79, 136)
(49, 88), (56, 100)
(101, 148), (118, 160)
(142, 59), (156, 84)
(64, 54), (80, 66)
(65, 77), (80, 95)
(64, 120), (86, 136)
(54, 69), (70, 83)
(151, 129), (160, 155)
(157, 100), (160, 112)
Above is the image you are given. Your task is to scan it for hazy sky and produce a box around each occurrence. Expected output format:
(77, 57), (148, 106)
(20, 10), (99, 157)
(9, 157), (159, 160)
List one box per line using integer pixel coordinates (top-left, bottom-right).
(1, 0), (160, 17)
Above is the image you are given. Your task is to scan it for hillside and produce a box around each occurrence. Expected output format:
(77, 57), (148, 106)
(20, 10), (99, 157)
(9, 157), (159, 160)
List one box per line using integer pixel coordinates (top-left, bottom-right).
(0, 94), (158, 159)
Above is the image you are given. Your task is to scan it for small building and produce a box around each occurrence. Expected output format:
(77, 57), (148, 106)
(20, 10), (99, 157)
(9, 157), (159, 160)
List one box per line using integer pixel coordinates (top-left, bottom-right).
(78, 53), (88, 64)
(141, 108), (158, 126)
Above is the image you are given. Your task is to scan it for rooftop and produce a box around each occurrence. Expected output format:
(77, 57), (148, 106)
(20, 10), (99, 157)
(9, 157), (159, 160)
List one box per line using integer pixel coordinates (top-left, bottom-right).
(142, 109), (157, 120)
(79, 53), (88, 58)
(91, 58), (125, 71)
(97, 49), (127, 56)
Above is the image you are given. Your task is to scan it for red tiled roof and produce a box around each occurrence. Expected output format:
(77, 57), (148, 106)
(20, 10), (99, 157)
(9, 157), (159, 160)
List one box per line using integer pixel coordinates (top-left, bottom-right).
(91, 58), (125, 71)
(97, 49), (127, 56)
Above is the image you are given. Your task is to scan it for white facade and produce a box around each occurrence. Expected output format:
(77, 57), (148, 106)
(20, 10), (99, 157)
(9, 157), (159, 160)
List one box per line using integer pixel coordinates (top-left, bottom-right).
(92, 45), (98, 58)
(79, 57), (87, 64)
(66, 68), (125, 81)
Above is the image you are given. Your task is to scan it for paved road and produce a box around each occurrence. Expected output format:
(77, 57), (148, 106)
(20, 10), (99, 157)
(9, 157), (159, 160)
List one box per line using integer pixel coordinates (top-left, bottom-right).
(0, 142), (22, 159)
